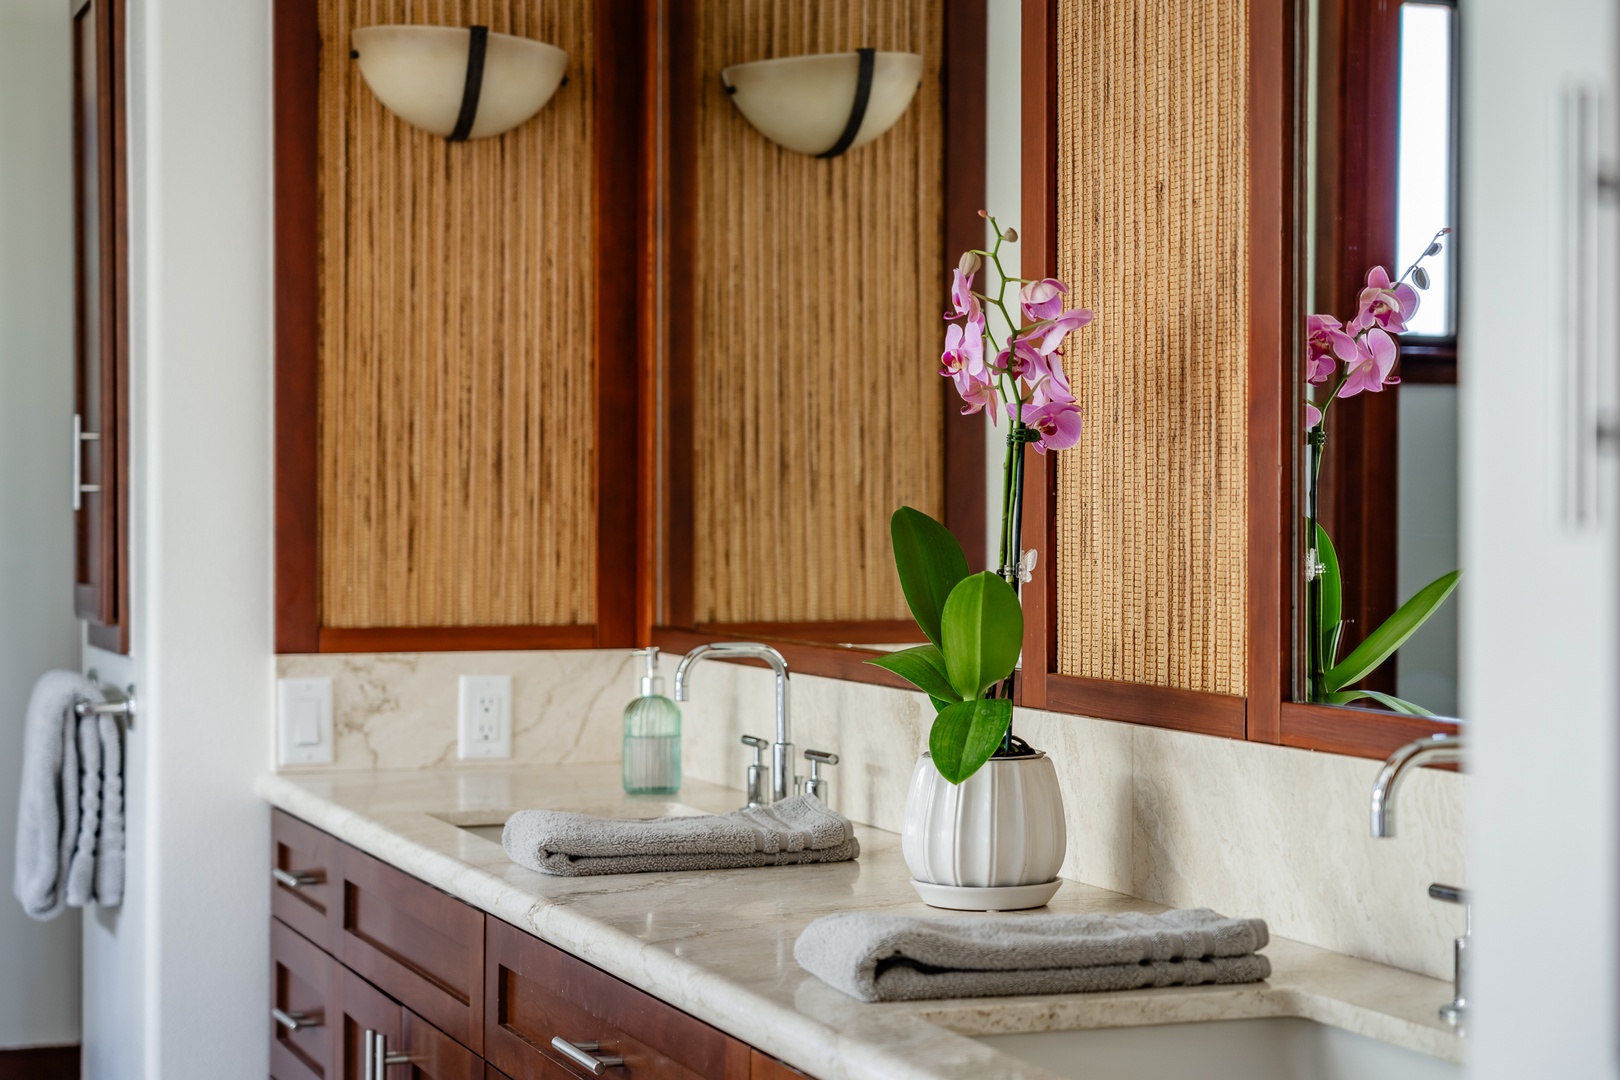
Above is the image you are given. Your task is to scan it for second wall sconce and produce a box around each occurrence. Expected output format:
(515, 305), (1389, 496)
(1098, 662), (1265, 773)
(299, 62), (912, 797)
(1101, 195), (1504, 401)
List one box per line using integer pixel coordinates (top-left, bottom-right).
(721, 49), (923, 159)
(352, 25), (568, 142)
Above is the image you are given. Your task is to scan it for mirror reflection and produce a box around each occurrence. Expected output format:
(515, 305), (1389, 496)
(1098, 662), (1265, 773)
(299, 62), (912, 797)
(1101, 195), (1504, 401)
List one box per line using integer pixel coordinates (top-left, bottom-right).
(1301, 0), (1461, 718)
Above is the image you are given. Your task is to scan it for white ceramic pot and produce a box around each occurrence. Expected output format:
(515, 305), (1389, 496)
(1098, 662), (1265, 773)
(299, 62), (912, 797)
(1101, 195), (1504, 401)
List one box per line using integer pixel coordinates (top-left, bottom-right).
(901, 751), (1066, 888)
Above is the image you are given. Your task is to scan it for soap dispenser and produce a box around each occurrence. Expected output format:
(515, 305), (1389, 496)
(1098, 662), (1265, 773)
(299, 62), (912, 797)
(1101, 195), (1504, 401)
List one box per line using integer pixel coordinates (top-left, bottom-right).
(623, 647), (681, 795)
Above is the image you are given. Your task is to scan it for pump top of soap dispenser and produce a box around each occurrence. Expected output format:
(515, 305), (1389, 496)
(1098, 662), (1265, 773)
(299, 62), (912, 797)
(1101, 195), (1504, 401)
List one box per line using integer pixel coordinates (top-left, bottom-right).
(635, 647), (666, 697)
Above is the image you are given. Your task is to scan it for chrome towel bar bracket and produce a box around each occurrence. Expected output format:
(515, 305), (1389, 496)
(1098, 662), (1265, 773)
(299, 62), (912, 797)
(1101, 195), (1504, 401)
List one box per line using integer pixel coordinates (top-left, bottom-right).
(76, 672), (137, 729)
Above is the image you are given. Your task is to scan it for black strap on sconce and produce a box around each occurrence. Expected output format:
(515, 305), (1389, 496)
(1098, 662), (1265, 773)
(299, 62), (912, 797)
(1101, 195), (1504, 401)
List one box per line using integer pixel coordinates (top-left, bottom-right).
(818, 47), (876, 159)
(447, 25), (490, 143)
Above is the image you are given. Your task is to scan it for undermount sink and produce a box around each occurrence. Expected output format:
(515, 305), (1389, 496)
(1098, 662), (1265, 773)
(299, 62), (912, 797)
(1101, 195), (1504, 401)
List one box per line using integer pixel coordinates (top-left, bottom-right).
(975, 1017), (1459, 1080)
(443, 802), (715, 846)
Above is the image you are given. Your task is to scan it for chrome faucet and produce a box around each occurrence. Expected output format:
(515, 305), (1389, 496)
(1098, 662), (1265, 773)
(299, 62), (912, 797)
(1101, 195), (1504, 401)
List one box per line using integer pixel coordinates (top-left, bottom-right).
(1370, 732), (1469, 1029)
(675, 642), (837, 806)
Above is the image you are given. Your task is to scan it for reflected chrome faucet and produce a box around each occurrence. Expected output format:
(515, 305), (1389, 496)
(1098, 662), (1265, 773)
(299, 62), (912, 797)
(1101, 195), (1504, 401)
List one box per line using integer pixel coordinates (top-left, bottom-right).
(1370, 732), (1469, 1029)
(674, 643), (797, 804)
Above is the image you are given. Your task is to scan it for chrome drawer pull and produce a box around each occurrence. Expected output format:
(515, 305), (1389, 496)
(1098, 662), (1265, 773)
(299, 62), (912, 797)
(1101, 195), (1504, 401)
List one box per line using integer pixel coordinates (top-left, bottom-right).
(551, 1037), (625, 1075)
(272, 1007), (321, 1031)
(273, 867), (322, 889)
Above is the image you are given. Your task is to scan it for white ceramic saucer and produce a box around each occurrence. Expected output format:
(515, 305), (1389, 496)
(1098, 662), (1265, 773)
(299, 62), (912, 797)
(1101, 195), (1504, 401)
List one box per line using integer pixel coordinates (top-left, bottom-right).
(909, 878), (1063, 911)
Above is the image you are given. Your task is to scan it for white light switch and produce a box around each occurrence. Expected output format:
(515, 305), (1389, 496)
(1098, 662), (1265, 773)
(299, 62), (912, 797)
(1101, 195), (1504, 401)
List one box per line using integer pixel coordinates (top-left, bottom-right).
(278, 677), (333, 766)
(458, 675), (512, 760)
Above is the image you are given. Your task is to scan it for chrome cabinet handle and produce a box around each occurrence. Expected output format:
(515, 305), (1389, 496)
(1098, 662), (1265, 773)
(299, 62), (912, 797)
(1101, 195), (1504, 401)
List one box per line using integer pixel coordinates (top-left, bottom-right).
(72, 413), (101, 511)
(551, 1037), (625, 1075)
(273, 867), (322, 889)
(363, 1031), (412, 1079)
(272, 1007), (321, 1031)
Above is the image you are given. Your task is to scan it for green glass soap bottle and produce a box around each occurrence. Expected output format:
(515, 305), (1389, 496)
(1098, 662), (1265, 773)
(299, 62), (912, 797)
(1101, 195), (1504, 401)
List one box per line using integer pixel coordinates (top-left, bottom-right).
(623, 647), (681, 795)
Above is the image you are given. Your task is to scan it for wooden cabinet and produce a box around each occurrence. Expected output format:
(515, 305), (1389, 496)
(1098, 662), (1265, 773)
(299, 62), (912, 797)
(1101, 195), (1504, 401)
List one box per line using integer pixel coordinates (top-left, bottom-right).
(271, 811), (814, 1080)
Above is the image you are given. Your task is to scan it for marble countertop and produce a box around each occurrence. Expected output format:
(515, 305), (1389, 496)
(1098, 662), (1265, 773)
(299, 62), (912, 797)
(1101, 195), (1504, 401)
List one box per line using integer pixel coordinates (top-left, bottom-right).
(258, 764), (1464, 1080)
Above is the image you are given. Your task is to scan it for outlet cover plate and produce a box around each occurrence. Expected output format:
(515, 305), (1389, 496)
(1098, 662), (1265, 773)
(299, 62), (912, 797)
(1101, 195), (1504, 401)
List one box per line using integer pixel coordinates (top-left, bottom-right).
(458, 675), (512, 760)
(277, 677), (334, 766)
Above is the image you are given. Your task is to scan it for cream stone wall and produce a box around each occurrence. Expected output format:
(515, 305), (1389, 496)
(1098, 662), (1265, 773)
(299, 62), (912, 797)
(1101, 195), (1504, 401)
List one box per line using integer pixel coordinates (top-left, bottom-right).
(276, 649), (1467, 980)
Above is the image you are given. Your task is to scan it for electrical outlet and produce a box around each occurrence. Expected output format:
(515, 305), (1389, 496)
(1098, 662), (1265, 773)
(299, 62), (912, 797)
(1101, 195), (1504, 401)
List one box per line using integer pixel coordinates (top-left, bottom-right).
(458, 675), (512, 760)
(277, 677), (333, 766)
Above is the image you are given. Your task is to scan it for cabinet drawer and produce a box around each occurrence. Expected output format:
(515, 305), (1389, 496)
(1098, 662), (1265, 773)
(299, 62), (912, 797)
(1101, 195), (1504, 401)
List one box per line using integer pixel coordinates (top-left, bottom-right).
(272, 918), (337, 1080)
(484, 916), (750, 1080)
(273, 808), (340, 952)
(339, 842), (485, 1054)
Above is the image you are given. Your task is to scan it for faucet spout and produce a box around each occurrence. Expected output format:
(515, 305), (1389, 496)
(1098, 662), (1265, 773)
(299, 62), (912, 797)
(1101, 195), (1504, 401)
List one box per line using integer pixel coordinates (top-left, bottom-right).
(1370, 733), (1465, 838)
(673, 643), (794, 801)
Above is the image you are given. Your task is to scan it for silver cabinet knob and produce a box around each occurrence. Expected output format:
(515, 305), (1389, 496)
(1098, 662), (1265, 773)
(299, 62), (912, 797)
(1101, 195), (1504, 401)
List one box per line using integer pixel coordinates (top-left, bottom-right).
(551, 1037), (625, 1075)
(272, 1007), (321, 1031)
(273, 867), (322, 889)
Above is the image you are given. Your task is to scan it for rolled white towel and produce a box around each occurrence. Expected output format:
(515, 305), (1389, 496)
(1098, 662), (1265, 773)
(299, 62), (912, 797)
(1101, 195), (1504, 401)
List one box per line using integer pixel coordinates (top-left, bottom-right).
(12, 671), (93, 921)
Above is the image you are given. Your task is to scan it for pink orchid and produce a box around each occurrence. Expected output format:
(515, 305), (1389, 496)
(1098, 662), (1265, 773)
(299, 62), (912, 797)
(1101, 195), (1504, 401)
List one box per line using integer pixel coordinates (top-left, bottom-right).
(1028, 307), (1095, 356)
(1015, 399), (1084, 453)
(1306, 314), (1357, 385)
(948, 267), (978, 318)
(1306, 402), (1322, 429)
(955, 367), (1000, 422)
(1350, 266), (1420, 334)
(996, 337), (1074, 404)
(1019, 278), (1069, 321)
(940, 311), (986, 381)
(1337, 327), (1401, 398)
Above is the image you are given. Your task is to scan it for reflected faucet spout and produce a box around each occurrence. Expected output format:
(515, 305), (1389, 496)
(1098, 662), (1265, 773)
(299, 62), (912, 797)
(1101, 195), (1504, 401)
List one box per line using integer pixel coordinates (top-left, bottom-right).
(1369, 733), (1465, 838)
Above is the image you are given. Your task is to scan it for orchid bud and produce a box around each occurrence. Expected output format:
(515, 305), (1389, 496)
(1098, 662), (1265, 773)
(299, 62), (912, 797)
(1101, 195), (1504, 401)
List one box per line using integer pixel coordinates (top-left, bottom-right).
(1002, 226), (1019, 242)
(958, 251), (983, 276)
(977, 209), (988, 218)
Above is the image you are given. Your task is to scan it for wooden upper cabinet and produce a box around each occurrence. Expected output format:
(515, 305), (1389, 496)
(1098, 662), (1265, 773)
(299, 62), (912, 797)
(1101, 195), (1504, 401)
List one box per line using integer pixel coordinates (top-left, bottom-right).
(273, 0), (641, 653)
(72, 0), (129, 654)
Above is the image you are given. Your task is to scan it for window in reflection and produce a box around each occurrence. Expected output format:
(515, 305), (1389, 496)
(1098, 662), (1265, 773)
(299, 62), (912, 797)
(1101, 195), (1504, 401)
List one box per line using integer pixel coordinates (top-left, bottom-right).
(1396, 2), (1456, 338)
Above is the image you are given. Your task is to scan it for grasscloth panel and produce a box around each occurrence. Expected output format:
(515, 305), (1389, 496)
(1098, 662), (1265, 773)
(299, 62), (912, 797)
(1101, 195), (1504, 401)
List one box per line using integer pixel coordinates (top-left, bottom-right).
(1054, 0), (1250, 694)
(318, 0), (595, 628)
(692, 0), (945, 624)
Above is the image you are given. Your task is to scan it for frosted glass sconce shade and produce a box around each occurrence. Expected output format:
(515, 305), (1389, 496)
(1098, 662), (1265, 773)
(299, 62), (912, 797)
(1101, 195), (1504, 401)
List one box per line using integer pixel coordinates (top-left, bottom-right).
(351, 25), (567, 142)
(720, 49), (924, 158)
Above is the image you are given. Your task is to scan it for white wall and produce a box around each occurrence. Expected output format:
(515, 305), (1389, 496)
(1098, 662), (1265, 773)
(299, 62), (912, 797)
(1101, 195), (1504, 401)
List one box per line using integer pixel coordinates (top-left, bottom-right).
(1397, 385), (1460, 715)
(0, 0), (85, 1051)
(981, 0), (1022, 565)
(80, 0), (276, 1075)
(1463, 0), (1620, 1075)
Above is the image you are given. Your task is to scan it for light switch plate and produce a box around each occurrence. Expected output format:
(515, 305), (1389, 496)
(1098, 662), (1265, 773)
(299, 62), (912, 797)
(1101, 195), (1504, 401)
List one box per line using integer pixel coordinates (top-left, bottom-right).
(277, 677), (333, 766)
(458, 675), (512, 760)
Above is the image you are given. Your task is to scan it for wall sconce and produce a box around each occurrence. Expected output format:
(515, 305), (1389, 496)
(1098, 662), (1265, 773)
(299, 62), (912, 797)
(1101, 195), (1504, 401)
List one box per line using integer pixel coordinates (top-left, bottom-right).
(720, 49), (923, 159)
(351, 25), (568, 142)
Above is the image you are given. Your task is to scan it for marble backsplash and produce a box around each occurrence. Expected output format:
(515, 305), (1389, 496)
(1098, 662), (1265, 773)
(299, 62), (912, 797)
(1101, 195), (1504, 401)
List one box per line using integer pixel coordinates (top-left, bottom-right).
(275, 648), (1467, 980)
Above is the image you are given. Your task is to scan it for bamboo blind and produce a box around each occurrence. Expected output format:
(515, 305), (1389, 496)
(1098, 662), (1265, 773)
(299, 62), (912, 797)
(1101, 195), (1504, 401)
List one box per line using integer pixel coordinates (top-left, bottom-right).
(692, 0), (946, 625)
(1053, 0), (1250, 694)
(317, 0), (596, 628)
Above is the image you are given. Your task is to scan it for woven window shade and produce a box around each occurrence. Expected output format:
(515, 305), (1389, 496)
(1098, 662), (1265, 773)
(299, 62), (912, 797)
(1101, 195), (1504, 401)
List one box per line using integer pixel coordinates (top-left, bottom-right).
(317, 0), (596, 629)
(1054, 0), (1250, 694)
(691, 0), (946, 625)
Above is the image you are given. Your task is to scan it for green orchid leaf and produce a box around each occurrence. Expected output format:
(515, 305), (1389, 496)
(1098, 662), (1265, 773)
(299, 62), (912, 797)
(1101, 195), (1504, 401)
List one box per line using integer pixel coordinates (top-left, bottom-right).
(1324, 689), (1435, 717)
(929, 698), (1014, 784)
(928, 695), (954, 715)
(940, 572), (1025, 701)
(1316, 524), (1342, 663)
(864, 645), (960, 703)
(890, 507), (971, 649)
(1325, 569), (1462, 692)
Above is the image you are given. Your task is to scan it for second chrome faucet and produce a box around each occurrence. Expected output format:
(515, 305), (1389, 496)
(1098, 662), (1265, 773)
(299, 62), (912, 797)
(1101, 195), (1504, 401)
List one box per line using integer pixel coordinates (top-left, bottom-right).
(672, 642), (838, 808)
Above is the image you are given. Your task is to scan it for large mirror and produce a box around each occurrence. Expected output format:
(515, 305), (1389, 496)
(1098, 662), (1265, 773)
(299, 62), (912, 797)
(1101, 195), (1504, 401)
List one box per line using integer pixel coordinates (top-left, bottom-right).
(1300, 0), (1460, 718)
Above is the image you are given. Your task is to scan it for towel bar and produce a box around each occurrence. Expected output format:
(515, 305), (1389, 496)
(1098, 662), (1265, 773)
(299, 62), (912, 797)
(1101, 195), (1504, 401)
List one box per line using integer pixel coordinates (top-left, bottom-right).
(76, 674), (137, 729)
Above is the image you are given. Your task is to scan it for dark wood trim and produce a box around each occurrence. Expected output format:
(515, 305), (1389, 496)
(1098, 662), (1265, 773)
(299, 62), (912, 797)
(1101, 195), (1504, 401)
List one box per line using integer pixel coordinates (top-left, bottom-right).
(273, 0), (321, 653)
(1279, 701), (1459, 760)
(1015, 0), (1058, 712)
(1046, 675), (1248, 740)
(942, 0), (989, 570)
(636, 0), (666, 644)
(651, 626), (920, 691)
(315, 625), (597, 654)
(661, 0), (698, 632)
(593, 0), (644, 649)
(1397, 339), (1458, 385)
(695, 620), (925, 645)
(0, 1045), (79, 1080)
(1245, 0), (1292, 743)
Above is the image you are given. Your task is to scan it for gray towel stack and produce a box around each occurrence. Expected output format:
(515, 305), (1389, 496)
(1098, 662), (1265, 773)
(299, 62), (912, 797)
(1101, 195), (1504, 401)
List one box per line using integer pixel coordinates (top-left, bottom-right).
(13, 671), (125, 921)
(502, 794), (860, 877)
(794, 908), (1271, 1002)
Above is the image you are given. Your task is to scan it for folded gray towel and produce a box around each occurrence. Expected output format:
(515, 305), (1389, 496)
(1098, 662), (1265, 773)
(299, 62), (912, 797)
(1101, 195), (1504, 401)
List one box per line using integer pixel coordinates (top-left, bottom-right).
(795, 908), (1271, 1002)
(502, 794), (860, 877)
(13, 672), (92, 921)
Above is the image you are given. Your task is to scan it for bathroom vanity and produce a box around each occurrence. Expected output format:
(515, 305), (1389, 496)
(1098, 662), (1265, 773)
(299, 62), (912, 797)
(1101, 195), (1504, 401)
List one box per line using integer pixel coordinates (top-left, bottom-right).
(262, 765), (1463, 1080)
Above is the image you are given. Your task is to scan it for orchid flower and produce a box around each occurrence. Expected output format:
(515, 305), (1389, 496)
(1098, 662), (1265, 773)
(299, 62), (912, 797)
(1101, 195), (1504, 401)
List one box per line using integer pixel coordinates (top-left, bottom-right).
(1019, 278), (1069, 321)
(940, 311), (986, 382)
(1337, 327), (1401, 398)
(1306, 314), (1357, 385)
(948, 267), (978, 319)
(1019, 399), (1085, 453)
(1350, 266), (1420, 334)
(955, 370), (1000, 420)
(1028, 308), (1095, 356)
